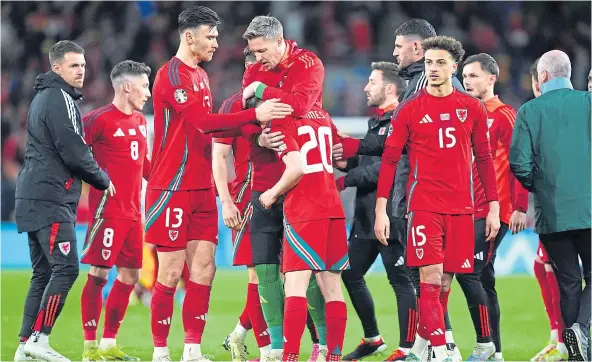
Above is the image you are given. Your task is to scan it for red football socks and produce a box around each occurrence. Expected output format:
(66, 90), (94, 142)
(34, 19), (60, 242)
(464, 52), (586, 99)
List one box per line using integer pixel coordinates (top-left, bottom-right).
(239, 300), (252, 330)
(151, 281), (176, 347)
(103, 279), (134, 339)
(326, 301), (347, 359)
(534, 261), (556, 330)
(282, 296), (308, 359)
(419, 283), (446, 347)
(248, 283), (271, 347)
(81, 274), (107, 341)
(546, 268), (565, 341)
(183, 281), (211, 344)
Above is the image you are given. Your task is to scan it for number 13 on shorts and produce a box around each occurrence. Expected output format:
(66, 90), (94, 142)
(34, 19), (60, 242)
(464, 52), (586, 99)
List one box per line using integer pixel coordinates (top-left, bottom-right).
(145, 189), (187, 247)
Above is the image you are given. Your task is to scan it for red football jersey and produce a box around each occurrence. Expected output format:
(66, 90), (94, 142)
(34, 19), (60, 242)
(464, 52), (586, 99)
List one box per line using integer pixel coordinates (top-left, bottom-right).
(272, 108), (345, 223)
(149, 57), (214, 191)
(472, 96), (528, 222)
(214, 93), (253, 203)
(83, 104), (150, 220)
(242, 40), (324, 117)
(377, 89), (498, 214)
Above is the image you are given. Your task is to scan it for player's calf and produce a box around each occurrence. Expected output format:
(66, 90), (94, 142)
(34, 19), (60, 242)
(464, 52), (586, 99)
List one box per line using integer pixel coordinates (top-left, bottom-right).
(151, 249), (185, 360)
(316, 271), (347, 362)
(282, 270), (314, 361)
(179, 240), (217, 361)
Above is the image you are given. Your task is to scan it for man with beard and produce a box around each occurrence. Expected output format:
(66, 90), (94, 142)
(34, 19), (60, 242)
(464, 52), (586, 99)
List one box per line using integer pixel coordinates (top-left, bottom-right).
(337, 62), (417, 362)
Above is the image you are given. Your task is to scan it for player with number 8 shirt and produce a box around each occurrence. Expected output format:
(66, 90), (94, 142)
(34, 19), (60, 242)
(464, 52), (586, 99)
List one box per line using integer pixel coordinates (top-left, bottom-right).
(80, 60), (152, 361)
(374, 36), (500, 362)
(259, 106), (349, 362)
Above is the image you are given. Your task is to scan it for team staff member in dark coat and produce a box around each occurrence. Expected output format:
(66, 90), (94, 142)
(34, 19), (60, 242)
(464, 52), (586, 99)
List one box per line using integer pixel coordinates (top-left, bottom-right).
(510, 49), (591, 362)
(336, 62), (416, 362)
(333, 19), (465, 360)
(14, 40), (113, 362)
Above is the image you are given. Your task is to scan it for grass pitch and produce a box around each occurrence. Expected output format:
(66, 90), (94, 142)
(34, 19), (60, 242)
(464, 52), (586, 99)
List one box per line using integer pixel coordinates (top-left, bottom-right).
(1, 270), (549, 361)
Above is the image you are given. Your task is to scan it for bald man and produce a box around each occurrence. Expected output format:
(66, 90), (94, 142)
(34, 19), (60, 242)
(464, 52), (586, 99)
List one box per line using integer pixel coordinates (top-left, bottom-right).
(510, 50), (591, 361)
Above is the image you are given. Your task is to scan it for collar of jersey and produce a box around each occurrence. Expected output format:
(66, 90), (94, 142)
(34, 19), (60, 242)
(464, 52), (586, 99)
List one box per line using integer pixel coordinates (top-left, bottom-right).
(541, 77), (574, 95)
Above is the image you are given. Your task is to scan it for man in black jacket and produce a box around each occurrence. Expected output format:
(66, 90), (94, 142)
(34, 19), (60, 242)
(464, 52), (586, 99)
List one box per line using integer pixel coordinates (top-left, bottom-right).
(338, 62), (417, 362)
(334, 19), (465, 361)
(14, 40), (113, 362)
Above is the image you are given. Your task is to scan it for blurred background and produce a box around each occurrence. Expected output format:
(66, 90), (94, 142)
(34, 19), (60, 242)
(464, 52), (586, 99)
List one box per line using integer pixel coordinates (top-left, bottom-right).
(1, 1), (590, 271)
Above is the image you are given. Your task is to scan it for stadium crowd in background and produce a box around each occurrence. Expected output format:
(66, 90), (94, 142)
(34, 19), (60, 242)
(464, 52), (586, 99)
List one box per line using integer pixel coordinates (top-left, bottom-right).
(3, 0), (591, 223)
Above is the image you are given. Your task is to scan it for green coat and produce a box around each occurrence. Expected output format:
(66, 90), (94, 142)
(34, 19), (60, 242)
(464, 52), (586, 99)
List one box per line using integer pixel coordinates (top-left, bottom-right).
(510, 78), (591, 235)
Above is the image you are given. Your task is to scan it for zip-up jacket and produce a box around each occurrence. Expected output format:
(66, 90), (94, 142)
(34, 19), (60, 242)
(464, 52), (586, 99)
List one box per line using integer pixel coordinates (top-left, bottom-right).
(339, 109), (408, 241)
(15, 71), (110, 232)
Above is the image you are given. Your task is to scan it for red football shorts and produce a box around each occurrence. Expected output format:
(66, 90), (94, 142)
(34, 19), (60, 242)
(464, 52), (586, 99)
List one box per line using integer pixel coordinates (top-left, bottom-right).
(81, 218), (143, 269)
(282, 218), (349, 273)
(406, 211), (475, 273)
(232, 200), (254, 266)
(144, 188), (218, 250)
(537, 240), (550, 263)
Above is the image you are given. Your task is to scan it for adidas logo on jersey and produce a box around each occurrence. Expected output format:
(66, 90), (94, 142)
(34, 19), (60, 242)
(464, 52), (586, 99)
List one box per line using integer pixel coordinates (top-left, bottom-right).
(395, 256), (405, 266)
(158, 317), (171, 325)
(84, 319), (97, 327)
(259, 329), (269, 337)
(431, 328), (444, 336)
(419, 115), (434, 124)
(113, 128), (125, 137)
(474, 252), (484, 260)
(462, 259), (472, 268)
(195, 313), (207, 320)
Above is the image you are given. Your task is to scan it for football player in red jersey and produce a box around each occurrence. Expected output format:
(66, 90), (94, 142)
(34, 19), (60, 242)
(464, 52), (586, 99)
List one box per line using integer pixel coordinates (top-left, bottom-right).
(457, 53), (531, 361)
(236, 16), (328, 361)
(259, 105), (348, 362)
(213, 49), (273, 362)
(79, 60), (152, 361)
(145, 6), (292, 362)
(374, 36), (500, 362)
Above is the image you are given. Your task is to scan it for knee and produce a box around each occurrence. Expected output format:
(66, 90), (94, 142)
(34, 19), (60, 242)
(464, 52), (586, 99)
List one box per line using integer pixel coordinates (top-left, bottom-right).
(190, 258), (216, 283)
(158, 267), (182, 287)
(119, 269), (140, 285)
(247, 268), (259, 284)
(255, 264), (280, 285)
(32, 266), (52, 284)
(53, 263), (79, 285)
(341, 269), (364, 287)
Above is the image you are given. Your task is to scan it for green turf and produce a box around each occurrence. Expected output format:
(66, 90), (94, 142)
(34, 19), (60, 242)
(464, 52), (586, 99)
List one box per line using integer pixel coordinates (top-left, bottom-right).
(2, 270), (549, 361)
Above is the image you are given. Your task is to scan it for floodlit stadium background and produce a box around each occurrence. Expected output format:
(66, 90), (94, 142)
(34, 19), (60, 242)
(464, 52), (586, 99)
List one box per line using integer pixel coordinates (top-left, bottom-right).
(2, 1), (591, 268)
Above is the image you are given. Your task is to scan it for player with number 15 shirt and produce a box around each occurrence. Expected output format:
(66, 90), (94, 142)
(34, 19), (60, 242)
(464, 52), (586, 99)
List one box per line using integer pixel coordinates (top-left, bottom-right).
(81, 104), (150, 268)
(376, 87), (498, 271)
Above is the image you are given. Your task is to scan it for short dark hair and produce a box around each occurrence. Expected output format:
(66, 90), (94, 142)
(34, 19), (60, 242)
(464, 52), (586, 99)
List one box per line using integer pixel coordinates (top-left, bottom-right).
(464, 53), (499, 78)
(243, 47), (256, 63)
(530, 58), (540, 82)
(110, 60), (151, 82)
(394, 19), (437, 40)
(422, 36), (465, 63)
(178, 6), (221, 34)
(245, 96), (262, 109)
(371, 61), (404, 96)
(49, 40), (84, 65)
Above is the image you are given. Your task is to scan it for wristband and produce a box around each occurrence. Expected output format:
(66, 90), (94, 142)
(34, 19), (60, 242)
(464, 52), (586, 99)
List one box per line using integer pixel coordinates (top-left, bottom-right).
(255, 83), (267, 99)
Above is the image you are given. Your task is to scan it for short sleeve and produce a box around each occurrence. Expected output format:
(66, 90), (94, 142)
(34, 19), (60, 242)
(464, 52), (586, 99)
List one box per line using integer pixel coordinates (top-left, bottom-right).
(272, 119), (299, 159)
(166, 69), (201, 114)
(82, 113), (101, 146)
